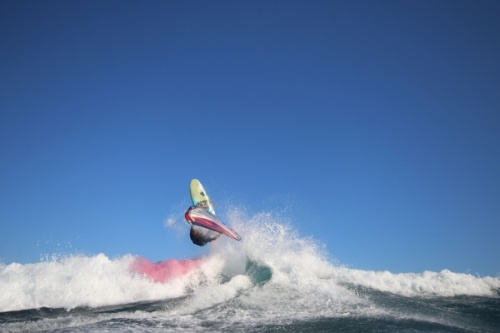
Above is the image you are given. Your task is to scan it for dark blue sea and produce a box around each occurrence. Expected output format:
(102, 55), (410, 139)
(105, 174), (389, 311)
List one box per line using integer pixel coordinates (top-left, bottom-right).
(1, 213), (499, 332)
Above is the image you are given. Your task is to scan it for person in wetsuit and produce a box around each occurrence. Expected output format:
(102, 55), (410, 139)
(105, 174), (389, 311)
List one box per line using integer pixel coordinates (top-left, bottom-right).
(189, 227), (219, 246)
(185, 206), (220, 246)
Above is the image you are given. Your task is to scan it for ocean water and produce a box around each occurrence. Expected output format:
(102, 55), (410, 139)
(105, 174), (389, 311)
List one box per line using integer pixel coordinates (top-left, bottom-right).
(1, 211), (499, 332)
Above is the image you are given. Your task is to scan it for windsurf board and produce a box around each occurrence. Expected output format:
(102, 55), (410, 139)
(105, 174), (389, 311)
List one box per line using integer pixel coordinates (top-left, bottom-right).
(190, 179), (215, 215)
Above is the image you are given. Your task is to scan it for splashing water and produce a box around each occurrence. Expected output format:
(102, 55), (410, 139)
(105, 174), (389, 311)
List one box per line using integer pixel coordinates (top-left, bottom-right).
(0, 208), (499, 332)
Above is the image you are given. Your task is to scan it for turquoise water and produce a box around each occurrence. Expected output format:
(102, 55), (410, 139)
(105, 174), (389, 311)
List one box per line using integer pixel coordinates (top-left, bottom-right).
(1, 211), (499, 332)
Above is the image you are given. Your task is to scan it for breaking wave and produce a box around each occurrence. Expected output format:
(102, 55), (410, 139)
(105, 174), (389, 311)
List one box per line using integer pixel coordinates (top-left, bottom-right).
(0, 208), (499, 332)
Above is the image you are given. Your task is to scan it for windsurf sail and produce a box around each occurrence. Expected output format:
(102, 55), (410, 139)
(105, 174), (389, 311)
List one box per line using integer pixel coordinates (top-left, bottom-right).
(185, 207), (241, 241)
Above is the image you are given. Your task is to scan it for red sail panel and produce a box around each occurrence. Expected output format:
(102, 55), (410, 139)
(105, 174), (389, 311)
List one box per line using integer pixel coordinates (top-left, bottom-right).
(186, 207), (241, 241)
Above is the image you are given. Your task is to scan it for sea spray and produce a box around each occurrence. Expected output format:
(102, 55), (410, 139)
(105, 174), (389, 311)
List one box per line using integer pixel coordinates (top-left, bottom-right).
(0, 254), (195, 312)
(1, 208), (499, 332)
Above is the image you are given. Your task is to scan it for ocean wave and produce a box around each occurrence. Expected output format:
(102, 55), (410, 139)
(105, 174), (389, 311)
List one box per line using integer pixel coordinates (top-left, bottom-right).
(1, 209), (498, 315)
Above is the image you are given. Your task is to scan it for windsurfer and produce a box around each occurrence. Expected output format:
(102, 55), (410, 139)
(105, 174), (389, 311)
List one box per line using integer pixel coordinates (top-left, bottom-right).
(185, 206), (221, 246)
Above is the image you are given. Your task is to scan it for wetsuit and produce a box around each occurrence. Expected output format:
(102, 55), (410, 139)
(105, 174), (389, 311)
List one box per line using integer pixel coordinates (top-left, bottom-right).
(189, 227), (219, 246)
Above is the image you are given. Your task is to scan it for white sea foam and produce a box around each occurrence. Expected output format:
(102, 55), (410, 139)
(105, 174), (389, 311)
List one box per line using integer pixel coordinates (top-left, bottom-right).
(331, 267), (500, 297)
(0, 208), (498, 316)
(0, 254), (193, 312)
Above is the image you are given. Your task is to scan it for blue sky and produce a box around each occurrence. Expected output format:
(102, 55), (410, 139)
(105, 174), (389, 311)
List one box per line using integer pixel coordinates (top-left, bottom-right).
(1, 1), (499, 276)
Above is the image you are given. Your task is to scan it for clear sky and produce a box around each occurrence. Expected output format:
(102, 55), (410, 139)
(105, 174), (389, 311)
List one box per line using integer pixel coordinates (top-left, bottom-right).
(1, 1), (499, 277)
